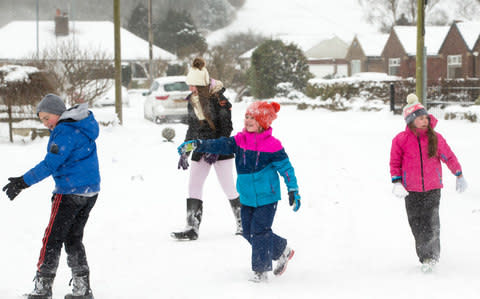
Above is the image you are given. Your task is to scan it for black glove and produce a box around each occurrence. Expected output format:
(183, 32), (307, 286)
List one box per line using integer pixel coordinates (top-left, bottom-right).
(3, 176), (29, 200)
(177, 153), (189, 170)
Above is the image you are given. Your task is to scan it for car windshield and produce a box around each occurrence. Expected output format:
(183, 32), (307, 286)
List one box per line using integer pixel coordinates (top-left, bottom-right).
(164, 82), (189, 92)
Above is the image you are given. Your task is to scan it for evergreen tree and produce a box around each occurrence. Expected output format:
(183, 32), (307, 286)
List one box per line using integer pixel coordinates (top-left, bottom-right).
(248, 40), (312, 99)
(196, 0), (235, 30)
(154, 9), (207, 58)
(126, 2), (149, 41)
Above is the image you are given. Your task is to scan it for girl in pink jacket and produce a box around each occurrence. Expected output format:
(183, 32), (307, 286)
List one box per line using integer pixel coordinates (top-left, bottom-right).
(389, 93), (467, 273)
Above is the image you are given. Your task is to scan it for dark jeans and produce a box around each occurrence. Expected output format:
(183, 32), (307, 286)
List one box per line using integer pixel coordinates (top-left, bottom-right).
(241, 202), (287, 272)
(37, 193), (97, 276)
(405, 189), (440, 263)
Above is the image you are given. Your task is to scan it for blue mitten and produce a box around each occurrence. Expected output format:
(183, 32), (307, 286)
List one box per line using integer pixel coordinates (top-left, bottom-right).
(288, 190), (301, 212)
(177, 140), (198, 155)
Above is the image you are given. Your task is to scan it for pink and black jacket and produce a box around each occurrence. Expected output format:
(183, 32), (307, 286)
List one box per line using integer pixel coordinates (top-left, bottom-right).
(195, 127), (298, 207)
(390, 115), (462, 192)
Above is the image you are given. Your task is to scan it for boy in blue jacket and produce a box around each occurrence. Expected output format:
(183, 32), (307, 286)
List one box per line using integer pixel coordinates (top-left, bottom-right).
(2, 94), (100, 299)
(177, 101), (301, 282)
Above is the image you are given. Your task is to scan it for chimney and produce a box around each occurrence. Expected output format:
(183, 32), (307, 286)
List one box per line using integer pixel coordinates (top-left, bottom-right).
(54, 9), (69, 36)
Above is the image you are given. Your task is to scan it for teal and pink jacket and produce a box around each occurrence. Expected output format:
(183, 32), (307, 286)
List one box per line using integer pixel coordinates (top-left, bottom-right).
(195, 127), (298, 207)
(390, 115), (462, 192)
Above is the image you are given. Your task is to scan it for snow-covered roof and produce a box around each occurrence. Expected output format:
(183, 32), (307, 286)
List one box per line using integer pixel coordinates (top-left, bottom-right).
(305, 36), (349, 59)
(0, 21), (177, 61)
(354, 33), (389, 57)
(239, 47), (256, 60)
(455, 22), (480, 51)
(393, 25), (450, 55)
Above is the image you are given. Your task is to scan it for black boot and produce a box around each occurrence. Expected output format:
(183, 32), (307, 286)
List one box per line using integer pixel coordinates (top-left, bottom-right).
(27, 272), (55, 299)
(229, 197), (243, 235)
(64, 272), (94, 299)
(171, 198), (203, 240)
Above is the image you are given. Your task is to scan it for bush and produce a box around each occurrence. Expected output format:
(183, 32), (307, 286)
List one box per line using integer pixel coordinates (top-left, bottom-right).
(248, 40), (313, 99)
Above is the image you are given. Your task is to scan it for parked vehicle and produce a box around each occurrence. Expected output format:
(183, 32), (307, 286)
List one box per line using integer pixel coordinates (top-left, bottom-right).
(93, 80), (129, 107)
(78, 79), (129, 107)
(143, 76), (190, 124)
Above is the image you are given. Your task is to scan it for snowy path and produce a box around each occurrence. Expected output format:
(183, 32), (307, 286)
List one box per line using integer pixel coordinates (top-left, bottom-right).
(1, 98), (480, 298)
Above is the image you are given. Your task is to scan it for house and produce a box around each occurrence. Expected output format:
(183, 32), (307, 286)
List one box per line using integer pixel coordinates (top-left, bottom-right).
(381, 25), (450, 82)
(345, 33), (389, 76)
(304, 36), (349, 78)
(0, 10), (177, 83)
(474, 35), (480, 78)
(239, 35), (350, 79)
(438, 21), (480, 79)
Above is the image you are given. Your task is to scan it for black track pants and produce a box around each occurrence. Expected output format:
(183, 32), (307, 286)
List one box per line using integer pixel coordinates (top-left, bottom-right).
(37, 193), (97, 276)
(405, 189), (440, 263)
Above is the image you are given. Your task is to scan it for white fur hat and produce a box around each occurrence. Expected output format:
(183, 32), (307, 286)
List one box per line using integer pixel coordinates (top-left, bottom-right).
(186, 67), (210, 86)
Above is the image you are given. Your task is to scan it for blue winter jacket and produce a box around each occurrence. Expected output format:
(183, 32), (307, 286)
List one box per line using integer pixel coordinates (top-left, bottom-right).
(195, 127), (298, 207)
(23, 103), (101, 194)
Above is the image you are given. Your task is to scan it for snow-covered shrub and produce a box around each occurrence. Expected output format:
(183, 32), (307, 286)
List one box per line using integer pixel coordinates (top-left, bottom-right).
(248, 39), (313, 99)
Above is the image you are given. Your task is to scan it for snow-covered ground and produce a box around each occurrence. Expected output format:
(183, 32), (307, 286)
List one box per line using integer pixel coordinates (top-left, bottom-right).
(1, 94), (480, 299)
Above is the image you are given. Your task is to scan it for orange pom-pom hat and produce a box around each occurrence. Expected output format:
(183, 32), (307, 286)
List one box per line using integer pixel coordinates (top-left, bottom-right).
(246, 101), (281, 129)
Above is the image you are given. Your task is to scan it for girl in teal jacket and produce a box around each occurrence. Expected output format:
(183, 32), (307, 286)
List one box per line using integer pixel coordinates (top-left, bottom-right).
(178, 101), (301, 282)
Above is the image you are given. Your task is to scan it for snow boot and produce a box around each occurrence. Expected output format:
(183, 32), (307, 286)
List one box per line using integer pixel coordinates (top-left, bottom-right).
(229, 197), (243, 235)
(171, 198), (203, 240)
(249, 271), (268, 283)
(273, 246), (295, 276)
(64, 272), (94, 299)
(26, 272), (55, 299)
(420, 258), (437, 273)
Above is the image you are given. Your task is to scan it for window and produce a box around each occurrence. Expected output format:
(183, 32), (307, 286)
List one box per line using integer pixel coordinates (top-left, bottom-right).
(351, 60), (361, 75)
(388, 58), (400, 76)
(447, 55), (462, 79)
(132, 63), (147, 79)
(164, 82), (189, 92)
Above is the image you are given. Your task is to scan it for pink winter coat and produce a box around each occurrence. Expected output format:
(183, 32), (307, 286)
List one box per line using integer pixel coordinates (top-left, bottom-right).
(389, 115), (462, 192)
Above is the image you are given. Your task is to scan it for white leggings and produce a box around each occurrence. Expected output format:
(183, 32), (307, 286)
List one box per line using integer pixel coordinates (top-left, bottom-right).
(188, 157), (239, 200)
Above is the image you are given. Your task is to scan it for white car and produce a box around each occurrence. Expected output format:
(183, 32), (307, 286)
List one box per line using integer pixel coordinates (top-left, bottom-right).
(80, 79), (129, 107)
(143, 76), (190, 124)
(93, 82), (129, 107)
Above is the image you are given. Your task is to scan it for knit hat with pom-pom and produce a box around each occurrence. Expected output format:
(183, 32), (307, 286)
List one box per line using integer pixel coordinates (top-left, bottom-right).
(403, 93), (427, 124)
(246, 101), (281, 129)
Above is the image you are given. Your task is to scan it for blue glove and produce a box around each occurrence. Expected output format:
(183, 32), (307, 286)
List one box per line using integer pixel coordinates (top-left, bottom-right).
(288, 190), (301, 212)
(177, 140), (198, 155)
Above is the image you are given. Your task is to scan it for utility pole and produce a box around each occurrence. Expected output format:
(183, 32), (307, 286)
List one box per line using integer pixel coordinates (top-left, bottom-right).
(36, 0), (39, 58)
(148, 0), (154, 85)
(114, 0), (123, 124)
(416, 0), (426, 105)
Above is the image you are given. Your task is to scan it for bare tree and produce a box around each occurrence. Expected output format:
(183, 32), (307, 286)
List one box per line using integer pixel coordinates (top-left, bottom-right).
(31, 42), (113, 106)
(0, 66), (58, 142)
(456, 0), (480, 20)
(359, 0), (440, 32)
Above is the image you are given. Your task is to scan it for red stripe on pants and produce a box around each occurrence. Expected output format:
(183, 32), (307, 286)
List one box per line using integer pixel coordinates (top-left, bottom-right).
(37, 194), (63, 271)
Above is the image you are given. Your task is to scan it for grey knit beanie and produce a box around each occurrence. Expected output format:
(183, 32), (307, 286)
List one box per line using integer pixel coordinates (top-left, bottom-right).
(36, 94), (66, 116)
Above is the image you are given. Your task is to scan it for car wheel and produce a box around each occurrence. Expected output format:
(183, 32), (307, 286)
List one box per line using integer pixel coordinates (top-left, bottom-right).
(155, 116), (164, 124)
